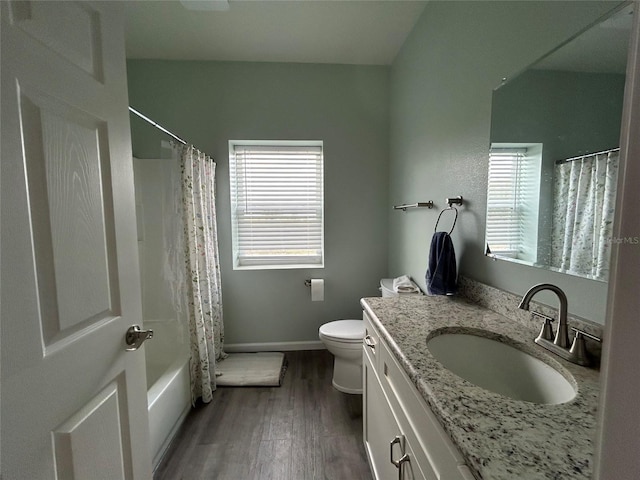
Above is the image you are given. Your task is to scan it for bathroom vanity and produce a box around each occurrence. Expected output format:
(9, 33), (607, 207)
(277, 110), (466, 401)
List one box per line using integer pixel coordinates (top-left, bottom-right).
(361, 294), (601, 480)
(363, 309), (475, 479)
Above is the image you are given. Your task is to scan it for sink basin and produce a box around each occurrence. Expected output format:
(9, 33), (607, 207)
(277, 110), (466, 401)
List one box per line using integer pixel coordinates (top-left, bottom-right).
(426, 332), (576, 404)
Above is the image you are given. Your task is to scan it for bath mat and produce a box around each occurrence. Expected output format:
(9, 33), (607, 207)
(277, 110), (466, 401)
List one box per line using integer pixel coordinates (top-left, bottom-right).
(216, 352), (286, 387)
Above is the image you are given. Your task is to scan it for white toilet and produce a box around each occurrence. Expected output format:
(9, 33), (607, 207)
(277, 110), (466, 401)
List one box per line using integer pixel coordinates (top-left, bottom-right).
(319, 278), (421, 394)
(318, 319), (365, 394)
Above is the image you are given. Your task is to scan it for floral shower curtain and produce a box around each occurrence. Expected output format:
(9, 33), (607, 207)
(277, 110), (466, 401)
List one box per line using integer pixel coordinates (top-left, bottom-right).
(173, 143), (226, 404)
(550, 150), (619, 281)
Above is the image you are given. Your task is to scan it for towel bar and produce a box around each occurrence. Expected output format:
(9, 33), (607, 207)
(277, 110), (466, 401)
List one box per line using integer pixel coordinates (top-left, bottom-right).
(393, 201), (434, 212)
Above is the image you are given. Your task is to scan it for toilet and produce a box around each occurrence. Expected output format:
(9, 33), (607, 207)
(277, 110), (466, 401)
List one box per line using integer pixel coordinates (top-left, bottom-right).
(319, 278), (421, 394)
(319, 319), (365, 394)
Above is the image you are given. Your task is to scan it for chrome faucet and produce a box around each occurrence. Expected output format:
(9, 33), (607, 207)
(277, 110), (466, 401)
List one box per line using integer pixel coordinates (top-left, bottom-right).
(518, 283), (602, 367)
(518, 283), (570, 348)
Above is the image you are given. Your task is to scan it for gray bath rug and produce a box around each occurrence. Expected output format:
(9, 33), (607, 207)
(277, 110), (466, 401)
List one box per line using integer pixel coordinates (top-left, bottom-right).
(215, 352), (286, 387)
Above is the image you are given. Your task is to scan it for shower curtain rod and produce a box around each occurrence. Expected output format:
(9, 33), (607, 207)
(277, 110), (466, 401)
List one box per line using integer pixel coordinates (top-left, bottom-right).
(129, 106), (187, 145)
(555, 147), (620, 165)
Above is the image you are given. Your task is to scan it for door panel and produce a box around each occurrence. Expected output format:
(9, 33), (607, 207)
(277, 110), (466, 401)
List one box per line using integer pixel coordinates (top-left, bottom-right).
(1, 2), (151, 479)
(52, 380), (127, 480)
(19, 84), (119, 348)
(8, 0), (104, 81)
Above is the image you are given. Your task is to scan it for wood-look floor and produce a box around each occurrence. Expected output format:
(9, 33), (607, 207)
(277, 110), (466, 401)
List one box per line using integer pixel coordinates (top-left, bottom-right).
(154, 350), (373, 480)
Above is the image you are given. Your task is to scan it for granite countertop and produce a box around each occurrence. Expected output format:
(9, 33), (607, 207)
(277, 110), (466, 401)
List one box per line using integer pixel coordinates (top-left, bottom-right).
(361, 294), (601, 480)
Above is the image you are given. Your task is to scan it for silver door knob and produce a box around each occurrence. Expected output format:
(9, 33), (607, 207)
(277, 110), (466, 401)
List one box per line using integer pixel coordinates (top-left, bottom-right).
(125, 325), (153, 351)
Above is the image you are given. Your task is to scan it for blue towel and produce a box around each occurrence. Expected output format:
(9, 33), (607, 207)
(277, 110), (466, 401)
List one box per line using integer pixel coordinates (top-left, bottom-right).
(426, 232), (458, 295)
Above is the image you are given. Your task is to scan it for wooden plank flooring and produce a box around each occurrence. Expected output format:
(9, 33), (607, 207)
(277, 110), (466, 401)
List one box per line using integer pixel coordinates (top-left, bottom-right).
(154, 350), (373, 480)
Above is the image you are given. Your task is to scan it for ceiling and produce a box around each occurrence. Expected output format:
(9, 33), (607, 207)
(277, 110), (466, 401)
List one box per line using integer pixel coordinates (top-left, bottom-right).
(124, 0), (428, 66)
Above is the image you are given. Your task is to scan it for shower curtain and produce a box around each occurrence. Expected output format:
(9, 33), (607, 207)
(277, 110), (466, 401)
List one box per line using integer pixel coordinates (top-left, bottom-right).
(168, 143), (226, 404)
(551, 150), (619, 281)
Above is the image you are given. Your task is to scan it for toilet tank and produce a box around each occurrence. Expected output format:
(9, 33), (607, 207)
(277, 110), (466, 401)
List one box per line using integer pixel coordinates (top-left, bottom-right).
(380, 278), (422, 297)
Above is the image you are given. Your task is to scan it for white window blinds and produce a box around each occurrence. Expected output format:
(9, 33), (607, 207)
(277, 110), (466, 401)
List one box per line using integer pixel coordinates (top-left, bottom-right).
(229, 142), (324, 269)
(486, 148), (524, 258)
(486, 145), (541, 262)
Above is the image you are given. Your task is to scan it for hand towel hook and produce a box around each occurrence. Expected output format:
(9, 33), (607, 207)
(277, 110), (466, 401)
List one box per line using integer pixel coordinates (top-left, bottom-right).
(434, 196), (463, 234)
(446, 196), (463, 207)
(434, 207), (458, 234)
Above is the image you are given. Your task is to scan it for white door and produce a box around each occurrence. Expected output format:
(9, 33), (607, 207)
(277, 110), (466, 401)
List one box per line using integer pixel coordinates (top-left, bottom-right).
(1, 2), (152, 479)
(595, 5), (640, 478)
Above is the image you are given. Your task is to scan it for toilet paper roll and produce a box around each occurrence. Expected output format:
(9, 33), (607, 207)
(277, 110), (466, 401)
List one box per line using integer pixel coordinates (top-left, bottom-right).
(311, 279), (324, 302)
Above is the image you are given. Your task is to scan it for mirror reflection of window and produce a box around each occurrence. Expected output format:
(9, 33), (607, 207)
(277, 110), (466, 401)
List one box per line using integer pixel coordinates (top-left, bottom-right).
(486, 144), (542, 263)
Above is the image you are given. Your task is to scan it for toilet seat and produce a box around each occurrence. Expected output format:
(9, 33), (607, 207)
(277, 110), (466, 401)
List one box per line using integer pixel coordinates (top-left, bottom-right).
(319, 320), (364, 342)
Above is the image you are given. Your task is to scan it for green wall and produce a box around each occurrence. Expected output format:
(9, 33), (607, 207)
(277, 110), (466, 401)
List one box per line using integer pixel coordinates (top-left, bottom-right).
(127, 60), (390, 344)
(389, 1), (622, 324)
(491, 69), (625, 162)
(128, 0), (624, 337)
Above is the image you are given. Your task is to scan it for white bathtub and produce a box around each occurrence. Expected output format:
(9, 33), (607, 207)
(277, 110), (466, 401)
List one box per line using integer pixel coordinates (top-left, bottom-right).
(145, 320), (191, 470)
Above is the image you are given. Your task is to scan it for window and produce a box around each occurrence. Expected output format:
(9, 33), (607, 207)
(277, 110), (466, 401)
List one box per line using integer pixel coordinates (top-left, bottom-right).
(229, 141), (324, 269)
(485, 144), (542, 262)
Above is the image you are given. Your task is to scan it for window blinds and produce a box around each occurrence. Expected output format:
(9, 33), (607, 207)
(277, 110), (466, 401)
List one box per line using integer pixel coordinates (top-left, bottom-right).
(229, 143), (324, 269)
(486, 148), (526, 258)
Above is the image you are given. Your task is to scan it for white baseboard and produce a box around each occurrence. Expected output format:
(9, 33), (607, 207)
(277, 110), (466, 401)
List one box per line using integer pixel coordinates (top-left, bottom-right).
(224, 340), (326, 353)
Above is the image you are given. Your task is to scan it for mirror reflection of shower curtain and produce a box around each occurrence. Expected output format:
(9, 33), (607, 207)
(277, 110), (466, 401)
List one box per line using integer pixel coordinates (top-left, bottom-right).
(165, 142), (226, 404)
(551, 150), (619, 281)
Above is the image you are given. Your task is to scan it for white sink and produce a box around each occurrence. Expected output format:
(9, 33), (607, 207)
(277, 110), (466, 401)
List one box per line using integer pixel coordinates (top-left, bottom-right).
(426, 332), (576, 404)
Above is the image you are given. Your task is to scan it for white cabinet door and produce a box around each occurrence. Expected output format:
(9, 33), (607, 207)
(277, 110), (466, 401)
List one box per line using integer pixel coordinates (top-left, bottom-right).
(364, 354), (399, 480)
(364, 352), (426, 480)
(1, 2), (151, 479)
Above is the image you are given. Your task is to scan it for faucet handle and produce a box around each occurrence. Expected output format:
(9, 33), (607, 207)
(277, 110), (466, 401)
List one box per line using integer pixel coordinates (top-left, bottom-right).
(568, 328), (601, 367)
(571, 327), (602, 343)
(532, 311), (554, 322)
(534, 313), (555, 342)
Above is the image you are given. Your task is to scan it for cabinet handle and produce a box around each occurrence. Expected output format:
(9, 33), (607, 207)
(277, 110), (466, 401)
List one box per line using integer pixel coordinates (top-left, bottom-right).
(396, 454), (410, 480)
(364, 334), (377, 349)
(390, 435), (409, 468)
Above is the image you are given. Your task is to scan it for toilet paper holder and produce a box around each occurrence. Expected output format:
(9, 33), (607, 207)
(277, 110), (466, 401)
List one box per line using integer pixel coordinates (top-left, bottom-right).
(306, 279), (324, 301)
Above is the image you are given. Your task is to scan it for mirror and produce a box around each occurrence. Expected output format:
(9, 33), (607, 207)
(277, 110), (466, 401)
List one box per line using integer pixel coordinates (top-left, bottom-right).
(486, 4), (633, 282)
